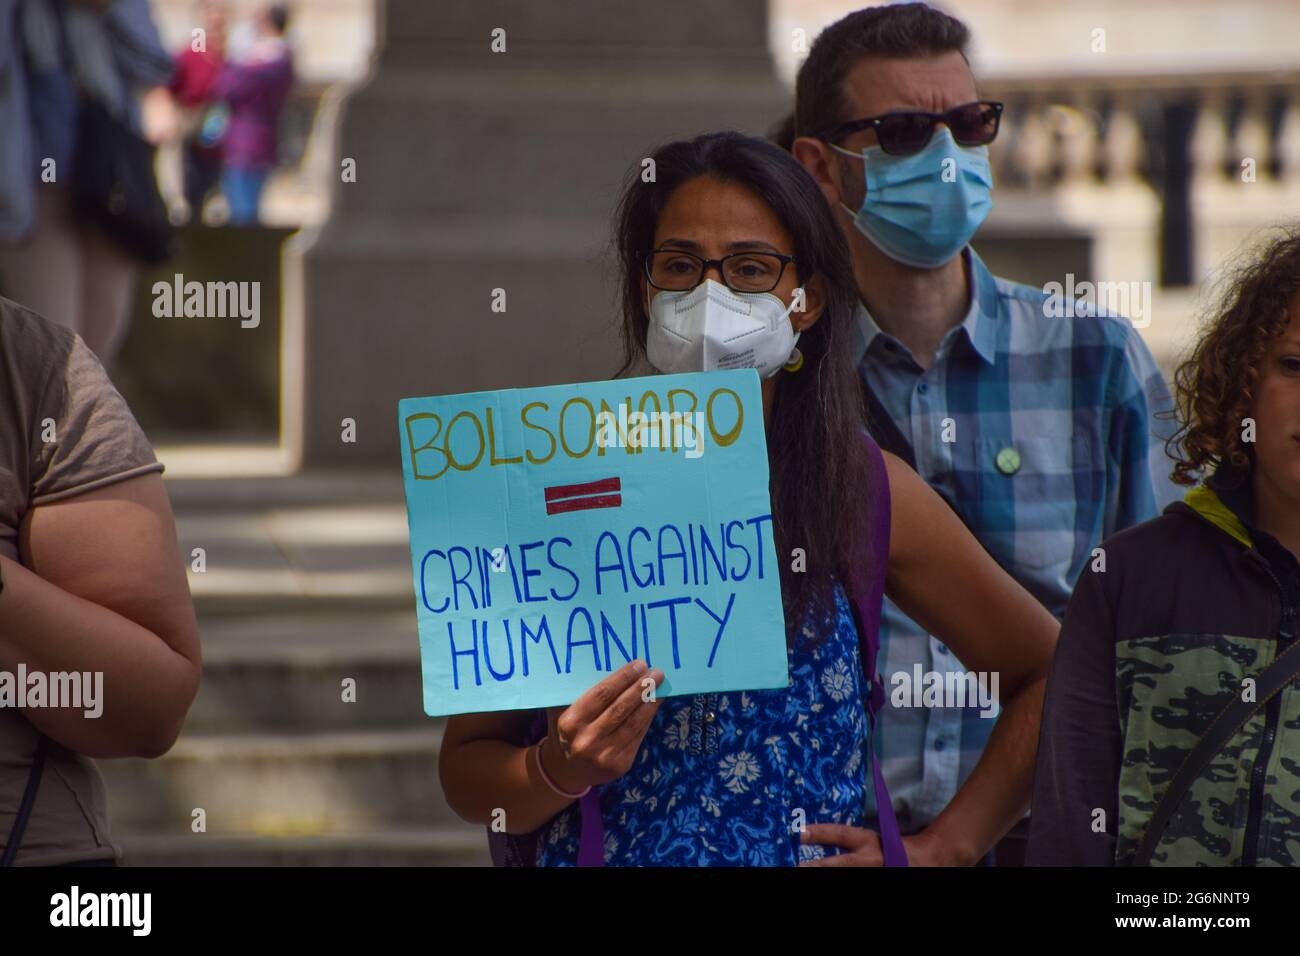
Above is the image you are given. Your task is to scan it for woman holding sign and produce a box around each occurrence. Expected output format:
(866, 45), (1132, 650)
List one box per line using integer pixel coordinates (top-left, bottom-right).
(439, 132), (1057, 866)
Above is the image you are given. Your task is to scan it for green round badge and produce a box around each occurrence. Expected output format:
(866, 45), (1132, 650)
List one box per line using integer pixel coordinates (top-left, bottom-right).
(995, 446), (1021, 475)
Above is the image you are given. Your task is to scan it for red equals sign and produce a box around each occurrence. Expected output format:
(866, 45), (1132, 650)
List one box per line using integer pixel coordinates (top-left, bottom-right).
(544, 477), (622, 515)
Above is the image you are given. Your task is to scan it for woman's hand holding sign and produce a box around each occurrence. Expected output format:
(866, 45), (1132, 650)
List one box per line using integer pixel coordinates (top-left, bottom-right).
(439, 659), (665, 833)
(539, 660), (665, 793)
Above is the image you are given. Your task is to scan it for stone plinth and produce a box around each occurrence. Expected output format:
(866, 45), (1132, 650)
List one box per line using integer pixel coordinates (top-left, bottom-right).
(295, 0), (786, 467)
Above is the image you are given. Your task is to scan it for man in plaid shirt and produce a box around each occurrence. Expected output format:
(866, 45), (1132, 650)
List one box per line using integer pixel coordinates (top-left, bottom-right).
(790, 4), (1180, 864)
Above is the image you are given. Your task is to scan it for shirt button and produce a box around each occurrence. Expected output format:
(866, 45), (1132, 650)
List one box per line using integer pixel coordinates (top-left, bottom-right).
(995, 446), (1021, 475)
(917, 382), (929, 394)
(936, 644), (948, 655)
(935, 738), (948, 752)
(704, 710), (716, 723)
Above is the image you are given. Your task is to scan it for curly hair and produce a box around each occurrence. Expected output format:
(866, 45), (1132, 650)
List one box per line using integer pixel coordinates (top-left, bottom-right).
(1169, 226), (1300, 485)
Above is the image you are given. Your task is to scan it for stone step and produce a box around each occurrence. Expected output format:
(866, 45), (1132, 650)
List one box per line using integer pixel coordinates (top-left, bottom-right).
(115, 827), (491, 866)
(193, 586), (415, 618)
(189, 610), (425, 733)
(163, 470), (406, 511)
(121, 472), (495, 867)
(101, 727), (461, 834)
(173, 497), (418, 618)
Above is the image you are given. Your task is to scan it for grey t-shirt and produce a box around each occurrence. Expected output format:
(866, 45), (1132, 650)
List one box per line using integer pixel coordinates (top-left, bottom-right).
(0, 295), (164, 865)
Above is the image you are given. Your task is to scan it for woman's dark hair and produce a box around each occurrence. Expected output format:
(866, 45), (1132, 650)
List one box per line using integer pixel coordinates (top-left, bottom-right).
(1169, 225), (1300, 485)
(612, 131), (872, 643)
(267, 3), (290, 34)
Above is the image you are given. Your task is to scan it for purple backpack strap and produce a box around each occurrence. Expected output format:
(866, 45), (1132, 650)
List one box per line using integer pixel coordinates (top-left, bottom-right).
(576, 790), (604, 866)
(526, 712), (605, 867)
(847, 432), (909, 866)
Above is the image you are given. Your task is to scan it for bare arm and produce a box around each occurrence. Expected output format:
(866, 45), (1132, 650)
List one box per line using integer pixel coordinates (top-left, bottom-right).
(0, 473), (201, 758)
(882, 452), (1058, 865)
(439, 710), (577, 834)
(439, 661), (664, 835)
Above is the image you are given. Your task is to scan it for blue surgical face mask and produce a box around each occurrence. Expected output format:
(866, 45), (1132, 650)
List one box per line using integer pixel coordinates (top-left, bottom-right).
(831, 127), (993, 269)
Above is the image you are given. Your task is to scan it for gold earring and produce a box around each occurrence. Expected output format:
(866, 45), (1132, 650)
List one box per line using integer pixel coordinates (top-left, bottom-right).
(783, 347), (804, 373)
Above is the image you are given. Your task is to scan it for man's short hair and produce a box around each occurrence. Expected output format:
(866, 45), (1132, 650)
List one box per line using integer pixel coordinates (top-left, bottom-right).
(794, 2), (971, 142)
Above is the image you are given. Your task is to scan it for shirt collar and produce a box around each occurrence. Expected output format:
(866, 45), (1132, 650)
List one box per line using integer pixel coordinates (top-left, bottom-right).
(851, 247), (998, 367)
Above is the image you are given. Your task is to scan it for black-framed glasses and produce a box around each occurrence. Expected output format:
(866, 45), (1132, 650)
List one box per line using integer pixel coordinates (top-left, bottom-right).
(824, 100), (1004, 156)
(640, 249), (796, 294)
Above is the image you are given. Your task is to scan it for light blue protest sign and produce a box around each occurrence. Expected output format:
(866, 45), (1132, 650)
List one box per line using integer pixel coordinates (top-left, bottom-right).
(397, 369), (789, 716)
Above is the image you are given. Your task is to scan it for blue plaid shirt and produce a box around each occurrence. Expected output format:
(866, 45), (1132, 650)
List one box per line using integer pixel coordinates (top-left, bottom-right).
(859, 248), (1181, 832)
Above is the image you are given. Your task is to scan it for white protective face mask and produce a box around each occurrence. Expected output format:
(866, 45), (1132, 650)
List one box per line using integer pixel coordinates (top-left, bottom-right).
(645, 279), (801, 379)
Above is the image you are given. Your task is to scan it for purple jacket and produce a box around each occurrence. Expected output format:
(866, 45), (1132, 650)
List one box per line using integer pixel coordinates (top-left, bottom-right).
(213, 46), (293, 171)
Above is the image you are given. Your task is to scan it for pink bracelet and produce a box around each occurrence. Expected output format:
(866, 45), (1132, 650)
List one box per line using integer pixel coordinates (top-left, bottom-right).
(534, 735), (591, 799)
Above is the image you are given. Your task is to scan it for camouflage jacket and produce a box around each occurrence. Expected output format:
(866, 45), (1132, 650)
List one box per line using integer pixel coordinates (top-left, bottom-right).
(1027, 469), (1300, 866)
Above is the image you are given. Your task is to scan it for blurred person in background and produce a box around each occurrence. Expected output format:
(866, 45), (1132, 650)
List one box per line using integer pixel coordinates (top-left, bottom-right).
(0, 0), (174, 370)
(167, 0), (229, 221)
(213, 1), (293, 226)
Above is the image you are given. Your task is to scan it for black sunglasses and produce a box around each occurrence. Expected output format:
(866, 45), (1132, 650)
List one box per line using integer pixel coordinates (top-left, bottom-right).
(824, 100), (1004, 156)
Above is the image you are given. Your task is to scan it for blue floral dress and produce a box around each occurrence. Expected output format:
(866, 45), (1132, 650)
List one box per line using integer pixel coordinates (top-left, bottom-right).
(535, 584), (870, 866)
